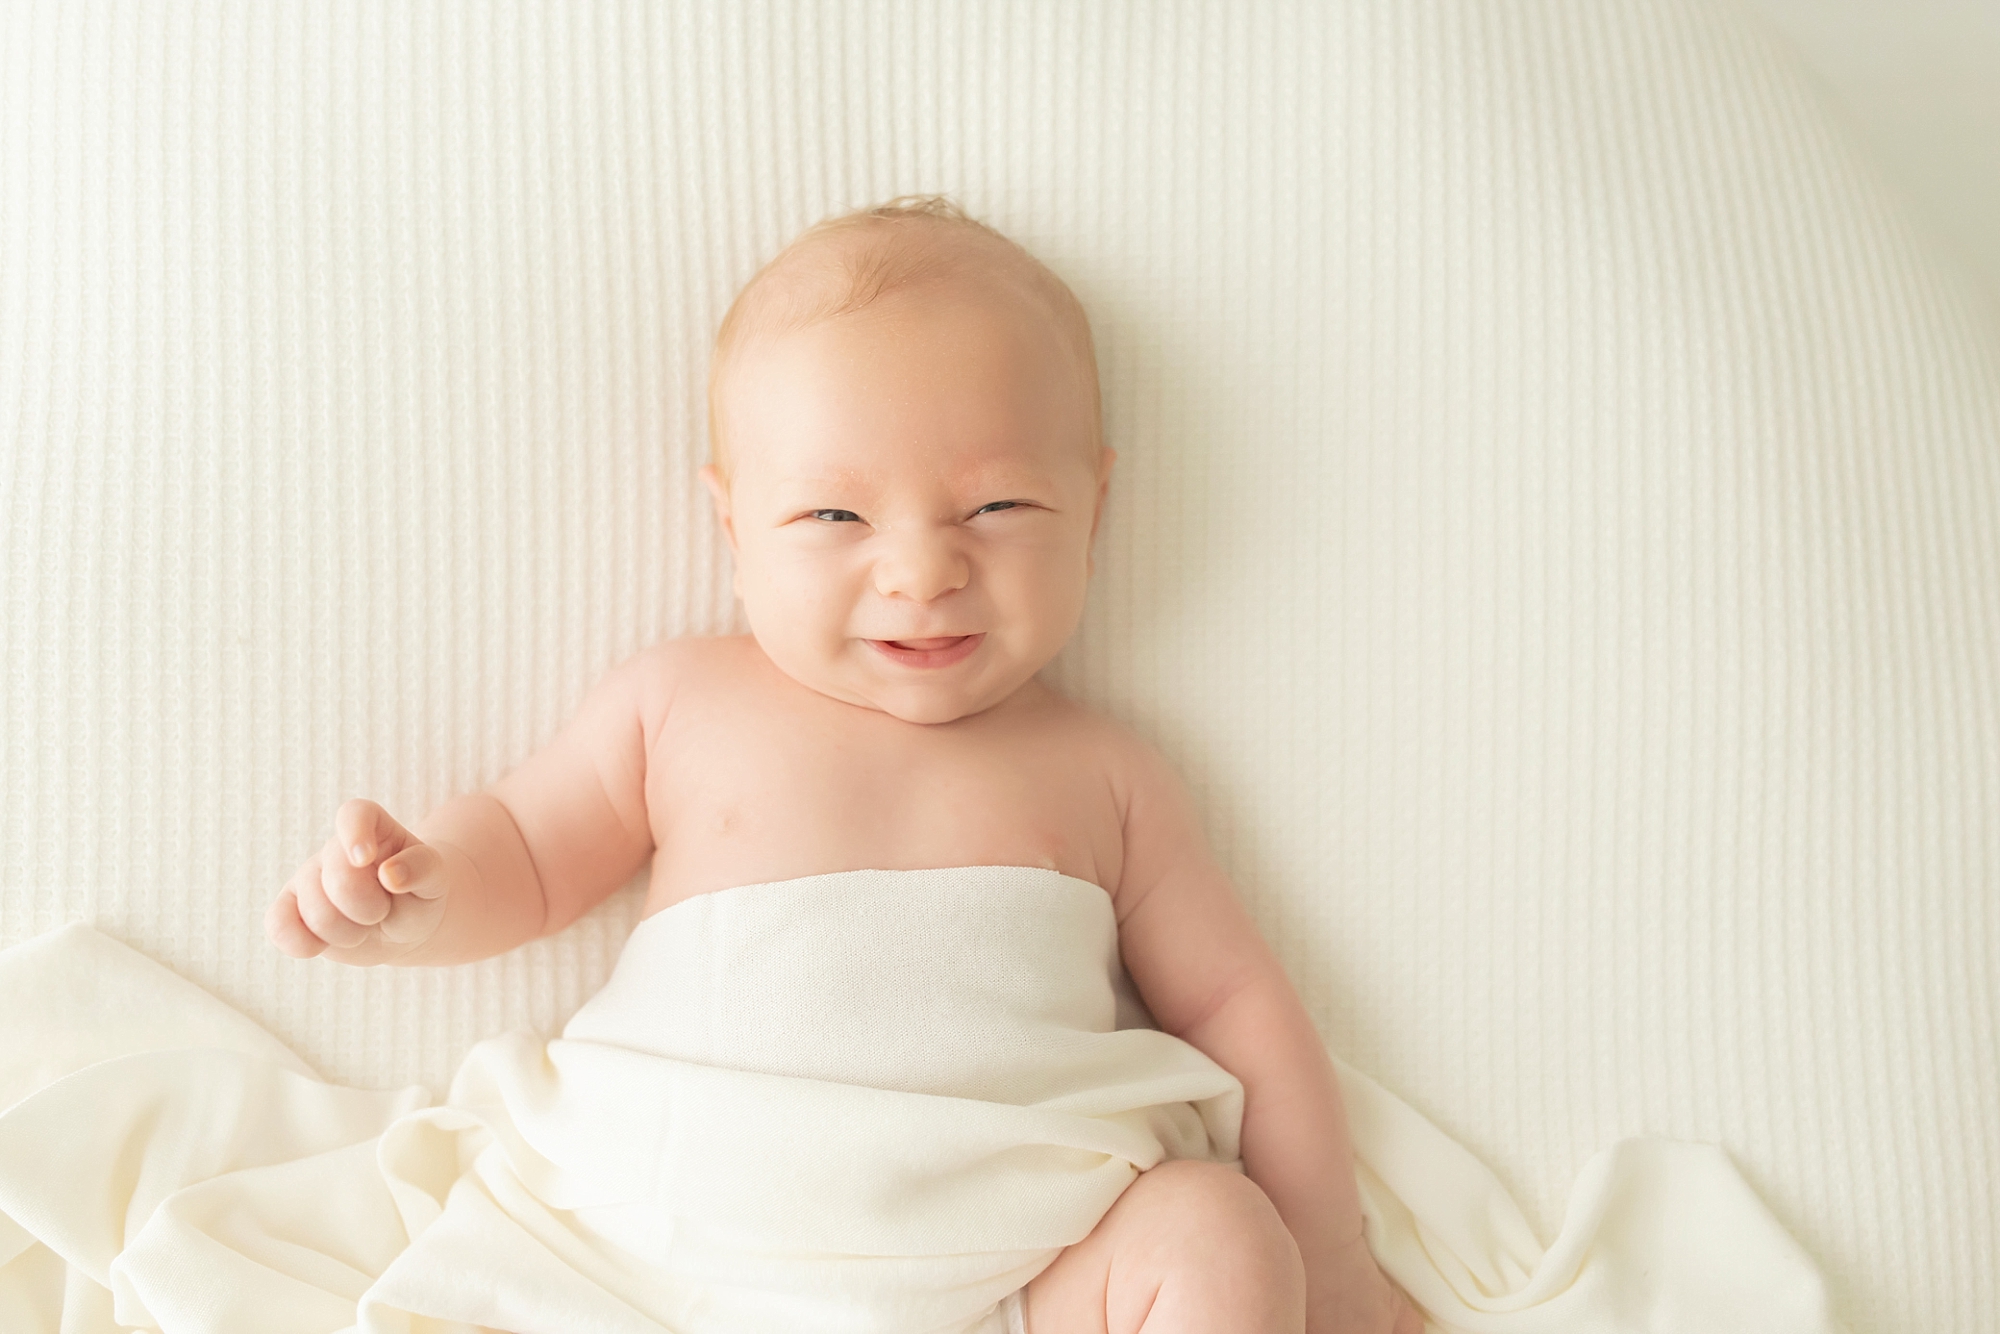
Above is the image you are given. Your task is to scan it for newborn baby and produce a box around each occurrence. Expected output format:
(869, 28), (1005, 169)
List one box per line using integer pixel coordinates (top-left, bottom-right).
(266, 196), (1420, 1334)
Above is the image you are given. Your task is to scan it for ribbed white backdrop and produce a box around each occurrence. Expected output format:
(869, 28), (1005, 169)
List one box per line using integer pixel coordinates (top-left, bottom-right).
(2, 4), (1996, 1331)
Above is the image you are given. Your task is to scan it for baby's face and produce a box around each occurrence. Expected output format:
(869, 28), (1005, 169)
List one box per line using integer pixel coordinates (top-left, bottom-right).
(704, 288), (1112, 724)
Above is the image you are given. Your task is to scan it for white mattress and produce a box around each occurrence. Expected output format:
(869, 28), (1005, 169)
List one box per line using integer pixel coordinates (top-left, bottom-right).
(2, 2), (1995, 1330)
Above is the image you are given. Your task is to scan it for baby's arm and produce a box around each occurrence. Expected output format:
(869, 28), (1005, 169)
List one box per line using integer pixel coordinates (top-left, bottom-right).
(1112, 735), (1419, 1334)
(267, 647), (661, 966)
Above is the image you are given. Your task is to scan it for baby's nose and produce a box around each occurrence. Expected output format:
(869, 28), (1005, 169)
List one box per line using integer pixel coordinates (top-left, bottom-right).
(872, 529), (970, 603)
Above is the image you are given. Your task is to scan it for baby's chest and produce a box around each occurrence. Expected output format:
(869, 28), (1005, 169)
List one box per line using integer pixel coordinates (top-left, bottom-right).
(643, 702), (1122, 885)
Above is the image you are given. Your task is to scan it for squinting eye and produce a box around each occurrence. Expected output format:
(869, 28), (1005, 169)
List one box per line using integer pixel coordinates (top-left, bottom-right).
(974, 501), (1020, 515)
(810, 509), (862, 523)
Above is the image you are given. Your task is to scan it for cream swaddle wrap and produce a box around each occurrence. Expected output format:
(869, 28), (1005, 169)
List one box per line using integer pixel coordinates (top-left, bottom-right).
(0, 866), (1841, 1333)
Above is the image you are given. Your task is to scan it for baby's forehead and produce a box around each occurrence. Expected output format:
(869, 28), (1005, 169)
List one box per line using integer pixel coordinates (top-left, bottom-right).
(710, 214), (1104, 468)
(722, 278), (1093, 430)
(732, 366), (1095, 498)
(763, 437), (1060, 483)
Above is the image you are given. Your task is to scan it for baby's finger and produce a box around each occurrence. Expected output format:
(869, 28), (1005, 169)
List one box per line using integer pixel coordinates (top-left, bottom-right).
(294, 866), (372, 949)
(334, 796), (414, 869)
(378, 843), (447, 900)
(266, 888), (328, 959)
(324, 854), (392, 926)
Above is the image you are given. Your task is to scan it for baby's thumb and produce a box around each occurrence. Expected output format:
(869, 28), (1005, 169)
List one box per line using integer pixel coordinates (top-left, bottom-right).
(378, 842), (449, 901)
(335, 796), (412, 868)
(378, 870), (448, 944)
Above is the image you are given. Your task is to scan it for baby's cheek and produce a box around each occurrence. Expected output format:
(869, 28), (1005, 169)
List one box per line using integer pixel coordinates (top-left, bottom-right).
(737, 558), (803, 627)
(1027, 548), (1092, 630)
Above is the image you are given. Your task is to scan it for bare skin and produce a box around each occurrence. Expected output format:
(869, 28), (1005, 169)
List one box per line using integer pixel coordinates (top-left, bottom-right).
(267, 253), (1420, 1334)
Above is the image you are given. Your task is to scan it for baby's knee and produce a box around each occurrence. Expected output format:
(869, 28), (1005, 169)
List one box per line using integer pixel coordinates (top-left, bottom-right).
(1123, 1159), (1303, 1271)
(1024, 1161), (1304, 1334)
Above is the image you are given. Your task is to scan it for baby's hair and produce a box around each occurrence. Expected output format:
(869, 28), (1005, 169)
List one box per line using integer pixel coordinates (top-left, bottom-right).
(705, 194), (1103, 479)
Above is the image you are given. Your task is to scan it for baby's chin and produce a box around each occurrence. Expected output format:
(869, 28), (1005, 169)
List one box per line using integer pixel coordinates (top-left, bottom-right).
(843, 657), (1035, 725)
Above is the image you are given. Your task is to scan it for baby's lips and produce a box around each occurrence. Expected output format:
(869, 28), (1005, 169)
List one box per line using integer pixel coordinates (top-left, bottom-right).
(882, 635), (968, 650)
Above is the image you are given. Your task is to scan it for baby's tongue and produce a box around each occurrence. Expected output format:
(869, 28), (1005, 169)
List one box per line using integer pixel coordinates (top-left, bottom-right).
(888, 636), (966, 650)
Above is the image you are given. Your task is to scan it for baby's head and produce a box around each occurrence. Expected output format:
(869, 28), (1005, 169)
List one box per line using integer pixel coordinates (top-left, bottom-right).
(703, 197), (1115, 725)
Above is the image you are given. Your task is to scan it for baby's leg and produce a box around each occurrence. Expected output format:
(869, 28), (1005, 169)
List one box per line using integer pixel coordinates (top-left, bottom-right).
(1020, 1159), (1306, 1334)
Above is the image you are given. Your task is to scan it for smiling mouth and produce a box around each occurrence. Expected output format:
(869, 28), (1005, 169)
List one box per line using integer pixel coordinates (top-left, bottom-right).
(866, 633), (984, 668)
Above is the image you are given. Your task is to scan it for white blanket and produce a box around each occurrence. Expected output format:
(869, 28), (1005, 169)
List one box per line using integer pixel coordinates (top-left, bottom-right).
(0, 867), (1842, 1333)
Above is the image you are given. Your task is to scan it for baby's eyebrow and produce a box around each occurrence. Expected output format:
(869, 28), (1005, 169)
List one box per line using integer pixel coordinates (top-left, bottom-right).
(944, 462), (1062, 494)
(771, 467), (1054, 499)
(768, 475), (868, 500)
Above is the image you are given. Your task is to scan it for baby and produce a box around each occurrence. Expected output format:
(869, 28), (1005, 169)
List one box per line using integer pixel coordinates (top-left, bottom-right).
(266, 196), (1419, 1334)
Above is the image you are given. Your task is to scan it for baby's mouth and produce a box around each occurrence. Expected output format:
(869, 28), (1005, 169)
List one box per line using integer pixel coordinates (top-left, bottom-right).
(866, 633), (984, 669)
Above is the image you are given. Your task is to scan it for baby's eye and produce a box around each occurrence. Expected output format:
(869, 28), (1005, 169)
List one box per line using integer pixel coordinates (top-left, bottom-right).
(809, 509), (862, 523)
(973, 501), (1021, 515)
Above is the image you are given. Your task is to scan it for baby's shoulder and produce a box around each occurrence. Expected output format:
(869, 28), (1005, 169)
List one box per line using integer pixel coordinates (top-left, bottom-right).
(613, 634), (760, 725)
(634, 633), (757, 678)
(1024, 689), (1178, 802)
(1034, 703), (1213, 888)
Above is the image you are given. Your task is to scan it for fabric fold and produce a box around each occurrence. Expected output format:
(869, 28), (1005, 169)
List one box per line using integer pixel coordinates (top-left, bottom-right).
(0, 870), (1842, 1332)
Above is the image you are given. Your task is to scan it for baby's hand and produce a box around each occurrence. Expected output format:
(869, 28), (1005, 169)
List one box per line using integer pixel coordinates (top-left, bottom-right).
(1309, 1234), (1426, 1334)
(266, 798), (450, 964)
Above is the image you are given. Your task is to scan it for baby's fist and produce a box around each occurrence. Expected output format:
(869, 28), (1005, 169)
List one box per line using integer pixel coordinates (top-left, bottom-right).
(267, 798), (449, 964)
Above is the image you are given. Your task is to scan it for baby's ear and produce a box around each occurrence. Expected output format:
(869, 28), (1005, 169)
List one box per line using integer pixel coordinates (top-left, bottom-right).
(1088, 447), (1117, 545)
(699, 464), (738, 553)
